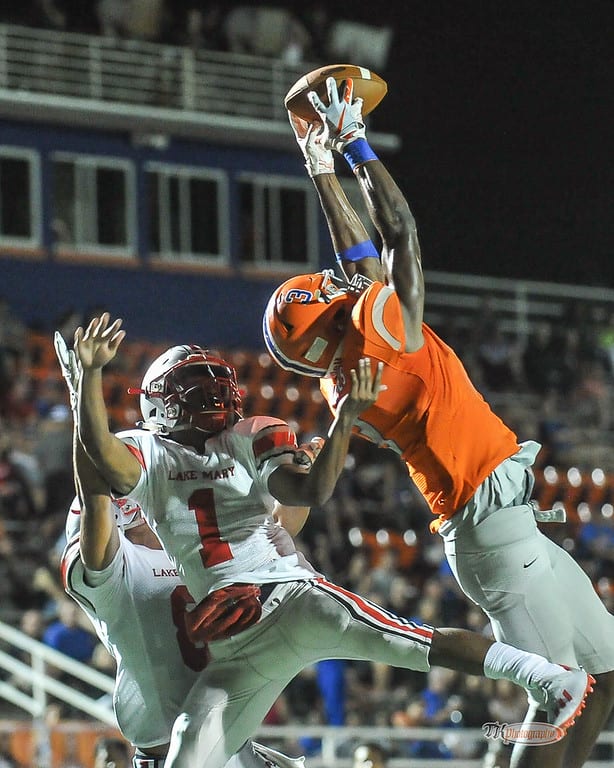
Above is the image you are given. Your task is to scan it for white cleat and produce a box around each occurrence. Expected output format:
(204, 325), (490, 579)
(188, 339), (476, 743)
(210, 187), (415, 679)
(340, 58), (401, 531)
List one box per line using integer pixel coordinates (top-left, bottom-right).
(252, 742), (306, 768)
(532, 666), (596, 735)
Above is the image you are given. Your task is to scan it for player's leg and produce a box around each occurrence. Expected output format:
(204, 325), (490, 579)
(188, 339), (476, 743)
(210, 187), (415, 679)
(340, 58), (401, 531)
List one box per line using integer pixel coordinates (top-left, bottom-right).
(444, 504), (578, 665)
(428, 627), (593, 734)
(227, 741), (306, 768)
(307, 578), (592, 735)
(508, 703), (567, 768)
(539, 535), (614, 767)
(445, 503), (614, 766)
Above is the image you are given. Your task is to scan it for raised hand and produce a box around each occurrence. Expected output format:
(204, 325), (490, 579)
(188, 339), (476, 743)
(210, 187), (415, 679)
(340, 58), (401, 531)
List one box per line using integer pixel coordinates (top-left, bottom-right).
(337, 357), (384, 421)
(288, 111), (334, 177)
(293, 436), (326, 468)
(74, 312), (126, 371)
(308, 77), (367, 153)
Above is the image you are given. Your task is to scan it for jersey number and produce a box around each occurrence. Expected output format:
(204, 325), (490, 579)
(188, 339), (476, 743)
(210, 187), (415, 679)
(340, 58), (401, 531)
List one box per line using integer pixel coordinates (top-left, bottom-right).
(188, 488), (233, 567)
(170, 585), (209, 672)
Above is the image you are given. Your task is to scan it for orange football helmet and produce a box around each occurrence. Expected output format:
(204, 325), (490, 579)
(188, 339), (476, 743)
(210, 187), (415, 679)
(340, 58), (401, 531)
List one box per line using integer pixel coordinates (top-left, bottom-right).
(263, 270), (361, 377)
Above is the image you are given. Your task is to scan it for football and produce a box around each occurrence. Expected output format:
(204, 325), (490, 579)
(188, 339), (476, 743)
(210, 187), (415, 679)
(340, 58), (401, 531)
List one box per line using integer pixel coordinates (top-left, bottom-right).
(284, 64), (388, 122)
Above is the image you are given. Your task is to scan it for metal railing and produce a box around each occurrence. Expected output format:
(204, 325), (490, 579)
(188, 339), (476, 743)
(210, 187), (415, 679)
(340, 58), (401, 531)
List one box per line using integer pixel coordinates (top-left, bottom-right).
(0, 24), (400, 151)
(0, 620), (612, 766)
(0, 620), (114, 725)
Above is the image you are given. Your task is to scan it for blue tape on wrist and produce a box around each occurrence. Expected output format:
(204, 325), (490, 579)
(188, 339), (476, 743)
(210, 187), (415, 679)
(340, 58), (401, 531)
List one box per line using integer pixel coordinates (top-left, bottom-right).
(335, 240), (379, 263)
(342, 139), (378, 170)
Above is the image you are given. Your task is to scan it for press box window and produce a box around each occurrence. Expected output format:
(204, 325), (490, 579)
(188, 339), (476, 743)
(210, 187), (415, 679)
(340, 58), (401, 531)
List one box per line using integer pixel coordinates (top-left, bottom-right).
(0, 147), (41, 246)
(51, 153), (135, 255)
(238, 173), (317, 268)
(146, 164), (229, 265)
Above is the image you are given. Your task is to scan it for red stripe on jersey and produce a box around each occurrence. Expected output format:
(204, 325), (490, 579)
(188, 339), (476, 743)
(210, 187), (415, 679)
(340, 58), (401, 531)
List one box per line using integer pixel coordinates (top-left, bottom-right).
(60, 539), (81, 590)
(316, 577), (434, 640)
(125, 442), (147, 469)
(253, 427), (296, 460)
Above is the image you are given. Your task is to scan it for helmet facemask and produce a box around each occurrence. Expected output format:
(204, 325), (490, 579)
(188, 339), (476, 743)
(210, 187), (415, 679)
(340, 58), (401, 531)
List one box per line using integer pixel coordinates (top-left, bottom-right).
(166, 361), (241, 434)
(136, 346), (243, 435)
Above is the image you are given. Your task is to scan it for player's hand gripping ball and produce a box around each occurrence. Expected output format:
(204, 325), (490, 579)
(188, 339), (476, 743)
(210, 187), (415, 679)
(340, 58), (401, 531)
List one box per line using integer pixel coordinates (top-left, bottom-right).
(284, 63), (387, 123)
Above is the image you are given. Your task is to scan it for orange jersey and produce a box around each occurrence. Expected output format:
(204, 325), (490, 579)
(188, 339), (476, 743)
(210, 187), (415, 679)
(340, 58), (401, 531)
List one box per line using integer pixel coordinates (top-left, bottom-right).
(320, 282), (520, 531)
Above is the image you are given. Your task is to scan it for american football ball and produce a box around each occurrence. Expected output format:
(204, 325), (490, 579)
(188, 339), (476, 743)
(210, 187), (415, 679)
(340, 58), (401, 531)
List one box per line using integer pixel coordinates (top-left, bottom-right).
(284, 64), (387, 122)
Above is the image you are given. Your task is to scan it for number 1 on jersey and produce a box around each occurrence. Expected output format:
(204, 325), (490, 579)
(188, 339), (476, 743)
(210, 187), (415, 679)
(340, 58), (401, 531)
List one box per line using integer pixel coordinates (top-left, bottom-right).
(188, 488), (233, 567)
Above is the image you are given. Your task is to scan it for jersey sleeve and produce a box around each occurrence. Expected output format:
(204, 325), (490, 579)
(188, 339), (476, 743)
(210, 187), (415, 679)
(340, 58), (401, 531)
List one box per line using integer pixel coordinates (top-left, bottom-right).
(61, 537), (126, 617)
(115, 429), (160, 522)
(233, 416), (298, 487)
(352, 282), (408, 358)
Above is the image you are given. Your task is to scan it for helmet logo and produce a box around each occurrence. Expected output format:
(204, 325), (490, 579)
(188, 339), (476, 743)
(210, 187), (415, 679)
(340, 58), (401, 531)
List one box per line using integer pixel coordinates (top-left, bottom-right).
(284, 288), (313, 304)
(305, 336), (329, 363)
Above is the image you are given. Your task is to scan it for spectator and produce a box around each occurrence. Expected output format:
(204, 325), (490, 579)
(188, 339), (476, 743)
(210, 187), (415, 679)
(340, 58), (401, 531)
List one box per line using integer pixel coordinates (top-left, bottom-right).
(223, 6), (310, 61)
(0, 733), (19, 768)
(352, 741), (388, 768)
(0, 431), (39, 524)
(570, 359), (611, 430)
(316, 659), (346, 725)
(522, 321), (565, 394)
(93, 737), (131, 768)
(476, 324), (520, 393)
(42, 598), (96, 663)
(0, 299), (27, 417)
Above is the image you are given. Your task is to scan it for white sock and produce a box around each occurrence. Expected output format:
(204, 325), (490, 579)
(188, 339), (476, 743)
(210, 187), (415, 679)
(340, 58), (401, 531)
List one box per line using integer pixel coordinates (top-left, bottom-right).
(484, 641), (564, 688)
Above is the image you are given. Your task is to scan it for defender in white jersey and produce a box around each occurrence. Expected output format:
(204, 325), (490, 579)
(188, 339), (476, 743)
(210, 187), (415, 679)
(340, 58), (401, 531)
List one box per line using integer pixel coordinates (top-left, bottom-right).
(55, 331), (307, 768)
(62, 499), (306, 768)
(74, 317), (595, 768)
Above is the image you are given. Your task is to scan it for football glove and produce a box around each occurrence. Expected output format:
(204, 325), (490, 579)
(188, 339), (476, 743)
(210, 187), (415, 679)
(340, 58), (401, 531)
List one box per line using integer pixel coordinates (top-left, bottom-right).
(54, 331), (80, 412)
(288, 111), (334, 177)
(293, 436), (325, 468)
(308, 77), (366, 153)
(185, 584), (263, 642)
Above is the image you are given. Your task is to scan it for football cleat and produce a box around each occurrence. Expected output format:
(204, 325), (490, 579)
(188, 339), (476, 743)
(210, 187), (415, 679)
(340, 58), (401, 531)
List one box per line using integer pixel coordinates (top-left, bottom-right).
(530, 666), (595, 735)
(252, 742), (306, 768)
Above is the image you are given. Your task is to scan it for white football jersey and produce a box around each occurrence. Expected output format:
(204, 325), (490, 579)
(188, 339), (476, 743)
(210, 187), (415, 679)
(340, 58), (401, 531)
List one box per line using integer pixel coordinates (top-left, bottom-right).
(62, 532), (205, 748)
(118, 416), (319, 602)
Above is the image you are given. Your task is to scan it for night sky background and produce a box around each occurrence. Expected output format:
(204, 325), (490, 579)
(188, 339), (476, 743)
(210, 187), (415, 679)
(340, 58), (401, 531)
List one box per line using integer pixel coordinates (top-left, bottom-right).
(315, 0), (612, 288)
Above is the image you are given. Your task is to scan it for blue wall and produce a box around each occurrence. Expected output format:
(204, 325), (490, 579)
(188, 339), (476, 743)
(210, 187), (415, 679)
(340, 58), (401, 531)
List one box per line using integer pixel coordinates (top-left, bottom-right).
(0, 119), (326, 349)
(0, 258), (289, 349)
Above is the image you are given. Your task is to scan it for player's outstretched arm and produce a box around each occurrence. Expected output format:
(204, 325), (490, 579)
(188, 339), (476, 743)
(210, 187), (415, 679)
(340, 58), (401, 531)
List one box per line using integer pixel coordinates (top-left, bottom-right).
(53, 331), (119, 571)
(288, 109), (383, 283)
(74, 312), (142, 495)
(74, 439), (120, 570)
(268, 359), (383, 507)
(310, 78), (425, 351)
(272, 436), (324, 535)
(55, 329), (120, 569)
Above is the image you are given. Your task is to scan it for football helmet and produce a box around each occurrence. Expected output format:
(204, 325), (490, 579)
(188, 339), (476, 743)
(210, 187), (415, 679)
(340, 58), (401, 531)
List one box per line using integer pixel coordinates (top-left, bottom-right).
(65, 496), (144, 541)
(262, 270), (364, 377)
(134, 345), (242, 435)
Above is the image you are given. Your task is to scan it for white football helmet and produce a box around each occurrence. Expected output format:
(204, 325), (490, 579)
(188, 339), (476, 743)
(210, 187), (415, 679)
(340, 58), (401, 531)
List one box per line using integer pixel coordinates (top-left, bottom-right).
(132, 345), (243, 435)
(65, 496), (144, 541)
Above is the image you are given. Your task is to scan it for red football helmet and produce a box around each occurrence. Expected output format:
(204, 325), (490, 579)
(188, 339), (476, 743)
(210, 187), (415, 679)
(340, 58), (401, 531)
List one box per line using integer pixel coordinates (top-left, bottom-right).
(263, 270), (360, 377)
(134, 345), (242, 435)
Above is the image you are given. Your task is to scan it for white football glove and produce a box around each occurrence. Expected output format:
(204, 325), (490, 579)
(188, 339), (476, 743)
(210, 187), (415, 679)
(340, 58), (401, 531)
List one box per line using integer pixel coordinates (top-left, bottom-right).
(293, 436), (325, 468)
(308, 77), (366, 153)
(54, 330), (80, 413)
(288, 111), (334, 177)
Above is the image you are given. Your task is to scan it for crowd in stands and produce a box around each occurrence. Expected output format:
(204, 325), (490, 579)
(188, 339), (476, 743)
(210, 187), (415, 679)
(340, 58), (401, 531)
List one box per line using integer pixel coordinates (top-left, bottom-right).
(0, 5), (611, 768)
(0, 2), (392, 72)
(1, 293), (614, 763)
